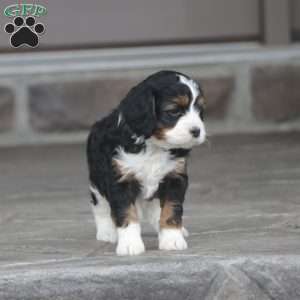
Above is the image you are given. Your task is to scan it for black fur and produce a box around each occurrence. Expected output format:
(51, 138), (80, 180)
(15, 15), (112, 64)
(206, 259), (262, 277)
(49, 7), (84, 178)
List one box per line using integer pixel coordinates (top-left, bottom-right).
(86, 70), (203, 229)
(169, 148), (191, 158)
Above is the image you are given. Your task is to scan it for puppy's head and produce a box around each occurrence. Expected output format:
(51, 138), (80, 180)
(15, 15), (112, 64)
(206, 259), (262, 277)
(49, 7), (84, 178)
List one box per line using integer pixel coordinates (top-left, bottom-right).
(120, 70), (206, 149)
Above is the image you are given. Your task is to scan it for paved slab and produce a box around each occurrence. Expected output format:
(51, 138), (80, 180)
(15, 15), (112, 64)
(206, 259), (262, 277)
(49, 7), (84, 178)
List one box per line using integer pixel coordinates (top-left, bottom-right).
(0, 133), (300, 299)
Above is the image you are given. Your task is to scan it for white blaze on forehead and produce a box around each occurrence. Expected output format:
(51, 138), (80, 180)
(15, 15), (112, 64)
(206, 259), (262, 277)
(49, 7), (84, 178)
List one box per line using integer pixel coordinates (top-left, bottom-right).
(178, 75), (199, 103)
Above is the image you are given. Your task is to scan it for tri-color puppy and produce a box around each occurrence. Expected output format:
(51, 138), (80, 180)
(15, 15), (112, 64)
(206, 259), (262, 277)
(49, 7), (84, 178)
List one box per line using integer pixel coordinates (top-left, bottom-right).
(87, 70), (206, 256)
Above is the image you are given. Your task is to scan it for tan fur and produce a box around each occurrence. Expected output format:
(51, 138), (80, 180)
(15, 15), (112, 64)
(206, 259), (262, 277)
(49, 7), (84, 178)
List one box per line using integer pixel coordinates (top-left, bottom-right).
(125, 204), (139, 225)
(174, 95), (189, 108)
(153, 127), (169, 140)
(160, 201), (182, 229)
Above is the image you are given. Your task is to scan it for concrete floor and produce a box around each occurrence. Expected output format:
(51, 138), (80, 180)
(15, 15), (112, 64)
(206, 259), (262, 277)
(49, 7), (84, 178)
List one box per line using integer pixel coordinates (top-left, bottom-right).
(1, 133), (300, 299)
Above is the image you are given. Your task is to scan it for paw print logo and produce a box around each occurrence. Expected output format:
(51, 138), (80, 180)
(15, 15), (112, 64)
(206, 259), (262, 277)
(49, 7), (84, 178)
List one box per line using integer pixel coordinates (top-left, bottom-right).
(4, 16), (45, 48)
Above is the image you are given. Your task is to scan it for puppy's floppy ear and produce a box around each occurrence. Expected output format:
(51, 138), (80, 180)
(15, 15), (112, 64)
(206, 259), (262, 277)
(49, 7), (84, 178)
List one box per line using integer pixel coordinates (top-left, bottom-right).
(120, 86), (156, 138)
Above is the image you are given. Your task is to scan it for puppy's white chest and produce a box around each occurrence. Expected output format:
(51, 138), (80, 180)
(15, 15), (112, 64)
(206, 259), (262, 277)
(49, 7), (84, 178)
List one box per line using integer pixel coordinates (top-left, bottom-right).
(114, 142), (177, 198)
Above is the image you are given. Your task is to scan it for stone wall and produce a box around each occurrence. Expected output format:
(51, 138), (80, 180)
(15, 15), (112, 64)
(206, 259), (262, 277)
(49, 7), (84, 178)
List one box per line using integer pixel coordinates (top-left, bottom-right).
(0, 45), (300, 145)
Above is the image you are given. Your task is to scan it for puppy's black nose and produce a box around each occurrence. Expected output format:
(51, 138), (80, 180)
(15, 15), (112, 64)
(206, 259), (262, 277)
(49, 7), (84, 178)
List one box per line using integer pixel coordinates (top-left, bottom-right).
(190, 127), (200, 138)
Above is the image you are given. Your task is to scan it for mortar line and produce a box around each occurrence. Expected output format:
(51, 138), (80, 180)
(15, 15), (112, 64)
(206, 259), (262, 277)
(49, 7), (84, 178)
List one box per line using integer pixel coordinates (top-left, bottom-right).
(14, 81), (31, 133)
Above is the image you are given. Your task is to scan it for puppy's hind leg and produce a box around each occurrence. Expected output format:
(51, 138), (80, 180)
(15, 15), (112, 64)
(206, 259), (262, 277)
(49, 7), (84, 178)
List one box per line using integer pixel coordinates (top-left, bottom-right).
(109, 182), (145, 256)
(90, 185), (117, 243)
(114, 203), (145, 256)
(143, 198), (189, 237)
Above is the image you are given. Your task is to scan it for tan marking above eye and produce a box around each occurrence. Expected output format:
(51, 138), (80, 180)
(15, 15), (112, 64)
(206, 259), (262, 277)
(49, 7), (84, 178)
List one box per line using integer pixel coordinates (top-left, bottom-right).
(174, 95), (189, 108)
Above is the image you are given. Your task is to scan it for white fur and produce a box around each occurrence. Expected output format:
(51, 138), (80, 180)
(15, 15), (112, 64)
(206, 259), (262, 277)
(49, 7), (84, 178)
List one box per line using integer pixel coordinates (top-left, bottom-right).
(178, 75), (199, 102)
(117, 113), (123, 127)
(114, 141), (178, 199)
(116, 223), (145, 256)
(90, 185), (117, 243)
(159, 228), (188, 251)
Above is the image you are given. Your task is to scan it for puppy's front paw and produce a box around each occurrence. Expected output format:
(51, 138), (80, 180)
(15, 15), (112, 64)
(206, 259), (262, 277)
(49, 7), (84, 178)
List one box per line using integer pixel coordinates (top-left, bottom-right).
(159, 228), (188, 251)
(116, 237), (145, 256)
(116, 223), (145, 256)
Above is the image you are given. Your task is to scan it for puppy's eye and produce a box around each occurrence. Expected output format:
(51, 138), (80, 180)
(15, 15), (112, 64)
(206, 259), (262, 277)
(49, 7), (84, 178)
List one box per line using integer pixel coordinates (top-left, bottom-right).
(166, 109), (182, 118)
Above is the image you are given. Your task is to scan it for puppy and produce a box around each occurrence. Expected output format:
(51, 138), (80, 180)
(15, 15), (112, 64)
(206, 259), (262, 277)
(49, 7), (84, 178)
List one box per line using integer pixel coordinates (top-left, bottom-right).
(87, 70), (206, 256)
